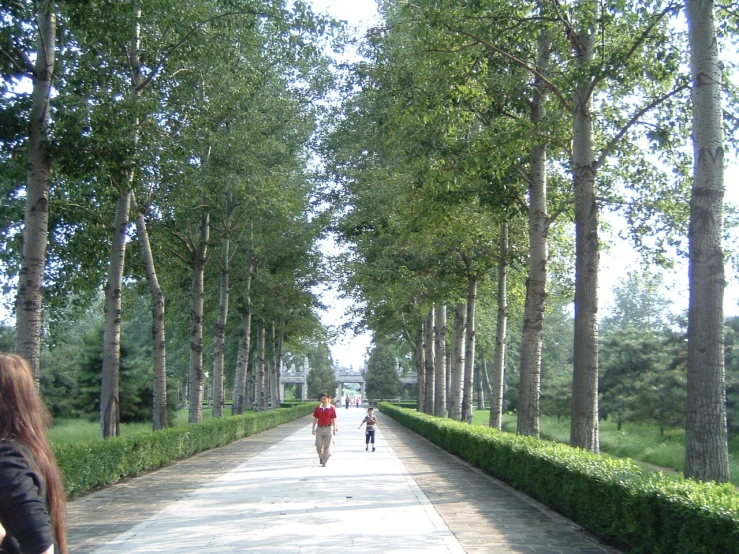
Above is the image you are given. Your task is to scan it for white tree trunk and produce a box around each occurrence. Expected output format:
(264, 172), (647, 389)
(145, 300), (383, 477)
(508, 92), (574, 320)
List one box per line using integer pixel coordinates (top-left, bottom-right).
(517, 28), (550, 438)
(101, 190), (131, 438)
(424, 308), (435, 414)
(188, 209), (210, 424)
(569, 29), (600, 453)
(489, 223), (509, 430)
(461, 275), (477, 424)
(449, 303), (465, 421)
(434, 304), (447, 418)
(15, 3), (56, 385)
(684, 0), (729, 483)
(416, 320), (425, 412)
(101, 1), (144, 438)
(131, 195), (167, 430)
(213, 191), (233, 418)
(256, 321), (267, 411)
(232, 299), (252, 415)
(275, 324), (284, 408)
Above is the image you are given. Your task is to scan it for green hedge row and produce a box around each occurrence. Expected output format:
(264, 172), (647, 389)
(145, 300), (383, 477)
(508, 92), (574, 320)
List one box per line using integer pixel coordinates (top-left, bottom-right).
(54, 403), (316, 497)
(379, 403), (739, 554)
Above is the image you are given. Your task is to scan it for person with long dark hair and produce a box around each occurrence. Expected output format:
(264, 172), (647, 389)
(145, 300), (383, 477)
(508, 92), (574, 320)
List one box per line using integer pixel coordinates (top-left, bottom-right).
(0, 353), (67, 554)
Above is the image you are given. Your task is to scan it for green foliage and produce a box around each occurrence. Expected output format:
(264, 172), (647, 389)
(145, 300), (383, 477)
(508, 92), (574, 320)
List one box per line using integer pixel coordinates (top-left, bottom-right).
(305, 340), (338, 399)
(364, 341), (402, 399)
(54, 403), (316, 497)
(0, 323), (15, 352)
(599, 327), (686, 431)
(382, 404), (739, 554)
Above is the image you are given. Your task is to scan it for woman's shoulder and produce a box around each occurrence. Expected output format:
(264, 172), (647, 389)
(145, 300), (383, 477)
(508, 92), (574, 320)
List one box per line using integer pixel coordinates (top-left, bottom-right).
(0, 438), (26, 459)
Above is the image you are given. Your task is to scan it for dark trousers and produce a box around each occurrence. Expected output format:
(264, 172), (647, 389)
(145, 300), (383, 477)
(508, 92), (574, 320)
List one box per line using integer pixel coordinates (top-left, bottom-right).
(365, 429), (375, 444)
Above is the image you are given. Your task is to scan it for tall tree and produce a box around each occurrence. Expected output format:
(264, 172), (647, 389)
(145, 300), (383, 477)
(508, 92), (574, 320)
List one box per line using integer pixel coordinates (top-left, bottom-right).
(14, 1), (56, 384)
(684, 0), (729, 482)
(449, 302), (465, 420)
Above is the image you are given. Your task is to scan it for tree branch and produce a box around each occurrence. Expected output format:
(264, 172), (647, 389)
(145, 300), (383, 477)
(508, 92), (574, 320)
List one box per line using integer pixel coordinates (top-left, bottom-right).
(444, 25), (572, 112)
(594, 80), (690, 169)
(138, 9), (283, 93)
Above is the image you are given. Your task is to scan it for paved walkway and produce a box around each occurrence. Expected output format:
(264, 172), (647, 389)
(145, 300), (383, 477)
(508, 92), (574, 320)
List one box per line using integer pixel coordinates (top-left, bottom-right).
(67, 408), (622, 553)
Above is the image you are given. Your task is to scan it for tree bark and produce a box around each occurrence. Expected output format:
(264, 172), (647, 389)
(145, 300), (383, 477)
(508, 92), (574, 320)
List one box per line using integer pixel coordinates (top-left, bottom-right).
(15, 2), (56, 385)
(100, 191), (131, 438)
(434, 304), (447, 418)
(275, 323), (284, 408)
(684, 0), (729, 483)
(101, 0), (144, 438)
(256, 320), (267, 412)
(232, 298), (252, 415)
(416, 320), (425, 412)
(475, 360), (485, 410)
(187, 208), (210, 424)
(424, 307), (435, 414)
(517, 29), (551, 438)
(246, 351), (255, 411)
(489, 223), (509, 430)
(213, 191), (234, 418)
(462, 275), (477, 423)
(449, 303), (465, 421)
(131, 195), (167, 430)
(569, 29), (600, 453)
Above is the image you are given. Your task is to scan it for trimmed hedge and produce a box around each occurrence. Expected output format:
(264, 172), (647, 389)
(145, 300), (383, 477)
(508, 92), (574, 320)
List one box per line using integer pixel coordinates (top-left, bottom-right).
(55, 403), (316, 497)
(379, 403), (739, 554)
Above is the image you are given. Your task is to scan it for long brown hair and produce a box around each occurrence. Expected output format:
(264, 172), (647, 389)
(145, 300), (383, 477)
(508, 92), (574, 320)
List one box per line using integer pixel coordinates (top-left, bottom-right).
(0, 353), (67, 554)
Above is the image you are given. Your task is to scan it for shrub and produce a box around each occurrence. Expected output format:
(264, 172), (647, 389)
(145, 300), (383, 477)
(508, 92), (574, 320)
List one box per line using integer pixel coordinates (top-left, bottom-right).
(379, 403), (739, 554)
(55, 403), (316, 497)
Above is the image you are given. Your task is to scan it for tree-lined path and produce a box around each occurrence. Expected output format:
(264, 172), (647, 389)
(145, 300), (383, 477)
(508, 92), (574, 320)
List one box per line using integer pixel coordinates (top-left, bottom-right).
(68, 412), (620, 553)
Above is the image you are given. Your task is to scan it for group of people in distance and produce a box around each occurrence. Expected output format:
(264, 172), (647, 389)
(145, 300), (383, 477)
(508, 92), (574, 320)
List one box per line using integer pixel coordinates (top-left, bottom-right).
(343, 395), (361, 409)
(312, 393), (378, 466)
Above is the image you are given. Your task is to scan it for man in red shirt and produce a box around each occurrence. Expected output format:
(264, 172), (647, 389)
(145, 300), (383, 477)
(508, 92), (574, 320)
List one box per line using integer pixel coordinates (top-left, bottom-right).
(312, 393), (338, 466)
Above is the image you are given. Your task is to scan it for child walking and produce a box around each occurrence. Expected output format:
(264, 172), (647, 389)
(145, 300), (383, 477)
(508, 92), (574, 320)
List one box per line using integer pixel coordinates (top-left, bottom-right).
(358, 407), (378, 451)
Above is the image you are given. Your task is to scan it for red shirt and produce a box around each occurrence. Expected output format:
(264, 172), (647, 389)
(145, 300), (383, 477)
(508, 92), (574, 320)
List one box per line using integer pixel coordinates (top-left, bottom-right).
(313, 405), (337, 426)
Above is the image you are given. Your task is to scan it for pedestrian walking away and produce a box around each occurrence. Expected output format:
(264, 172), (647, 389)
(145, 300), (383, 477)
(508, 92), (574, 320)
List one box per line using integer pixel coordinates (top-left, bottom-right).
(358, 407), (378, 452)
(345, 395), (350, 409)
(312, 393), (338, 466)
(0, 353), (68, 554)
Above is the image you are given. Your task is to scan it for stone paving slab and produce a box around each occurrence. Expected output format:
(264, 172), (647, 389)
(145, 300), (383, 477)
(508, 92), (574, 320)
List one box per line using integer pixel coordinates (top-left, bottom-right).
(67, 407), (623, 553)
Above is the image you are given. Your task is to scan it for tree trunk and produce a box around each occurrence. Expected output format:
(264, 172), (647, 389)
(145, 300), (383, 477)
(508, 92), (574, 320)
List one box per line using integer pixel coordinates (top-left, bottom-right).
(100, 191), (131, 438)
(475, 360), (485, 410)
(15, 3), (56, 385)
(449, 303), (465, 421)
(517, 27), (550, 438)
(275, 323), (284, 408)
(188, 208), (210, 424)
(246, 352), (255, 411)
(462, 275), (477, 424)
(131, 195), (167, 430)
(424, 307), (435, 414)
(684, 0), (729, 483)
(101, 1), (143, 438)
(434, 304), (447, 418)
(256, 321), (267, 412)
(570, 30), (600, 453)
(213, 191), (233, 418)
(416, 319), (425, 413)
(490, 223), (509, 430)
(232, 299), (252, 415)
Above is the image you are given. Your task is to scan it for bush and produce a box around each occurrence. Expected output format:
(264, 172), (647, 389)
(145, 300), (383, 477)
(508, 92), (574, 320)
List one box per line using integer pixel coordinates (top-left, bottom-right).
(55, 403), (316, 497)
(379, 403), (739, 554)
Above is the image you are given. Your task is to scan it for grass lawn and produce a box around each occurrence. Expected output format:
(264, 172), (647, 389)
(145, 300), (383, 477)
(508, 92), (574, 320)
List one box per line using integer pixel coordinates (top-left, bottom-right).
(48, 408), (215, 444)
(471, 409), (739, 487)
